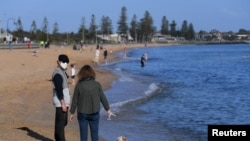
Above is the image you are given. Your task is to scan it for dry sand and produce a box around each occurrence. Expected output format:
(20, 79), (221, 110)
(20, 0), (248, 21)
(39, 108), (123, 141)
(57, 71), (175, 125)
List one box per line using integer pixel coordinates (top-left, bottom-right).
(0, 43), (165, 141)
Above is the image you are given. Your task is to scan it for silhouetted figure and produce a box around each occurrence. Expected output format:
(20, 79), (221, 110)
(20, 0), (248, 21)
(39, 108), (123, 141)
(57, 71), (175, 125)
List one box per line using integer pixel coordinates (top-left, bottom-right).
(141, 54), (146, 67)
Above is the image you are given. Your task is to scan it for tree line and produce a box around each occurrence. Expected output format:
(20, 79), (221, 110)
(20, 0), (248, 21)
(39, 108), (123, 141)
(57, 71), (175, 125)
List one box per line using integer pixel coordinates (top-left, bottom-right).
(3, 6), (245, 44)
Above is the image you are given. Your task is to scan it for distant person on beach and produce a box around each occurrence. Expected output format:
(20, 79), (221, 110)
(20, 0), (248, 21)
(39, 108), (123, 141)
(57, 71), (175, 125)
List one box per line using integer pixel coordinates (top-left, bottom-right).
(27, 41), (31, 49)
(8, 41), (13, 50)
(123, 47), (127, 58)
(40, 40), (44, 48)
(52, 54), (70, 141)
(103, 48), (108, 64)
(6, 34), (13, 50)
(143, 52), (148, 61)
(96, 44), (100, 50)
(70, 64), (76, 85)
(80, 40), (83, 52)
(93, 48), (100, 65)
(69, 65), (115, 141)
(45, 41), (50, 48)
(140, 53), (147, 67)
(109, 49), (113, 55)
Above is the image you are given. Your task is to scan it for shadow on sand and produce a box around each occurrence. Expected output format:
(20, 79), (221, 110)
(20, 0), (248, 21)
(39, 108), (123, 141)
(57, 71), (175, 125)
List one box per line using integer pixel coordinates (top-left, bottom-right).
(17, 127), (53, 141)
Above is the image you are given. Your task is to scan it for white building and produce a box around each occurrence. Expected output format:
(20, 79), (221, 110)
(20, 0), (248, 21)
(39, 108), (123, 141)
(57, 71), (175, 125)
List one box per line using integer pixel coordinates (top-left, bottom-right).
(0, 32), (13, 43)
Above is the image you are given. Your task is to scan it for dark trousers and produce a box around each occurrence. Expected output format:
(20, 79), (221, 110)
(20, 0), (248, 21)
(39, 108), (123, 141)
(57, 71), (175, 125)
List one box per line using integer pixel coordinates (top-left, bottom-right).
(55, 107), (68, 141)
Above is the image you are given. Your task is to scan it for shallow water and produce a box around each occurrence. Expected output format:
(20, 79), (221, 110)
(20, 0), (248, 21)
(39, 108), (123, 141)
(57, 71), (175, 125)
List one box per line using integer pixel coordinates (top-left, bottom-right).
(99, 44), (250, 141)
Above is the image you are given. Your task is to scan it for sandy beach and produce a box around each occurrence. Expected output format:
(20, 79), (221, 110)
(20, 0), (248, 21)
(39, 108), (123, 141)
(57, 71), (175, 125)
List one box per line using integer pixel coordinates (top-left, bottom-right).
(0, 43), (162, 141)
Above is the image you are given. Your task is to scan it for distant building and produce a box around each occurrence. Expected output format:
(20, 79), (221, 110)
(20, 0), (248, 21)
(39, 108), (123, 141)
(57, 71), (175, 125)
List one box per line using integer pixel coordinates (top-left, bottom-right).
(0, 32), (13, 43)
(236, 34), (249, 40)
(152, 33), (177, 43)
(96, 34), (121, 43)
(96, 33), (134, 44)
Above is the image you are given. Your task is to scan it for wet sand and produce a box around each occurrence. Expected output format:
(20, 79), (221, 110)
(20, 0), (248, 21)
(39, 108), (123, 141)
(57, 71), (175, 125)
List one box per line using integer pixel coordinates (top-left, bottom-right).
(0, 43), (166, 141)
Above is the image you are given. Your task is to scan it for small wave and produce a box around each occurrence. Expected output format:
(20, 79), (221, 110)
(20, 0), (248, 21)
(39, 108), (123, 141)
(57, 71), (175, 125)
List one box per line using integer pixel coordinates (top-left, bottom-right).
(118, 76), (134, 82)
(144, 83), (159, 95)
(100, 83), (161, 115)
(242, 55), (250, 59)
(124, 57), (140, 60)
(115, 67), (122, 71)
(114, 67), (136, 82)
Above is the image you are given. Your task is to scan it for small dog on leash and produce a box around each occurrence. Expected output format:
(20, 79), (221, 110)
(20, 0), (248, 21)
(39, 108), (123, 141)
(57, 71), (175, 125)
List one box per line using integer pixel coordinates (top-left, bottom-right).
(116, 136), (127, 141)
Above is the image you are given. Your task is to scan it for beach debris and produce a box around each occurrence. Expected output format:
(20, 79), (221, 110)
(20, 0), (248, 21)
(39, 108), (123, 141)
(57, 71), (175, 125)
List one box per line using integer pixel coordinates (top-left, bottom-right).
(32, 50), (38, 57)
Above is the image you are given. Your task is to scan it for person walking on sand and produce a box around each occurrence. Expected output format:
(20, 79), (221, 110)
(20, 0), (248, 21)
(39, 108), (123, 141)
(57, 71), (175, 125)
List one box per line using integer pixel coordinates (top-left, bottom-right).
(6, 34), (13, 50)
(69, 65), (115, 141)
(93, 47), (100, 65)
(8, 41), (13, 50)
(27, 41), (31, 49)
(80, 40), (84, 53)
(70, 64), (76, 85)
(52, 54), (70, 141)
(40, 40), (44, 48)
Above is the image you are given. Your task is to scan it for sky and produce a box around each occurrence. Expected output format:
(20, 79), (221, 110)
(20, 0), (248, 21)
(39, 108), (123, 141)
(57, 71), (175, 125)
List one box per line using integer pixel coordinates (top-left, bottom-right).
(1, 0), (249, 33)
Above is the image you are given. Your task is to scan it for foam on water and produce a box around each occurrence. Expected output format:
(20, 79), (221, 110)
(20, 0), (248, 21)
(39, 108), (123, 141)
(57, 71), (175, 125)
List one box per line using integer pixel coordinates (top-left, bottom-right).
(100, 82), (161, 115)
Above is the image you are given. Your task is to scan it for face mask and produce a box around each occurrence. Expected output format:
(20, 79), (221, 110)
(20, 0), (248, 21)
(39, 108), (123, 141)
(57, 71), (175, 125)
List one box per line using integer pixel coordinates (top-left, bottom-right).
(60, 62), (68, 69)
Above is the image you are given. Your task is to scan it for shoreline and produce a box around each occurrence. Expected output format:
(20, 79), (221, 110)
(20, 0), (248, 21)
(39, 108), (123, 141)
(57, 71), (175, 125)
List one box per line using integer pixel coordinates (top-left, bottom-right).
(1, 42), (246, 140)
(0, 43), (170, 141)
(93, 43), (174, 141)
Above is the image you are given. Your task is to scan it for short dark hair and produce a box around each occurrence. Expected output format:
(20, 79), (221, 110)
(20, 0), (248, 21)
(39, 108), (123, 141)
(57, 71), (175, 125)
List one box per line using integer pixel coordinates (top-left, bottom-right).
(58, 54), (69, 63)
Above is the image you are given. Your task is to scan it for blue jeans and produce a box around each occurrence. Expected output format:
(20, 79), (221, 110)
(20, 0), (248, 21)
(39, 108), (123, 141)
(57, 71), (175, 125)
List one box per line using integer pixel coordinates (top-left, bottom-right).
(77, 112), (100, 141)
(9, 42), (13, 50)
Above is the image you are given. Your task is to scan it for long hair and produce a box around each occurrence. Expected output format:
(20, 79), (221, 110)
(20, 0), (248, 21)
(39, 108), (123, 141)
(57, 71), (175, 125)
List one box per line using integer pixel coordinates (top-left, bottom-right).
(77, 65), (96, 81)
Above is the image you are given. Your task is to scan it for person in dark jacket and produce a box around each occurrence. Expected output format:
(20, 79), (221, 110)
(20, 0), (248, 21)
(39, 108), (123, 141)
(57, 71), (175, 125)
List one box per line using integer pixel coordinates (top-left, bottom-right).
(69, 65), (115, 141)
(103, 48), (108, 64)
(52, 54), (70, 141)
(141, 54), (146, 67)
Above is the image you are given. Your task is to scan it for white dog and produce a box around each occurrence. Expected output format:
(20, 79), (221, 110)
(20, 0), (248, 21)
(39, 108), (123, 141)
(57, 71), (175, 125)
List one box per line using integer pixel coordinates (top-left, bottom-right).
(116, 136), (127, 141)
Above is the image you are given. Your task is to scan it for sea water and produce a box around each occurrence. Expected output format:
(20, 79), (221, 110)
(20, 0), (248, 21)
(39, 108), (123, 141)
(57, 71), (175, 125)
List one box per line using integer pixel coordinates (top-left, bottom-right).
(99, 44), (250, 141)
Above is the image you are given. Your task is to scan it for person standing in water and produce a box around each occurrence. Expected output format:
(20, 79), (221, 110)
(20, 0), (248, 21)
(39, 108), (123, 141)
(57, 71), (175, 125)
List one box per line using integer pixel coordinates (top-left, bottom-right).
(140, 54), (146, 67)
(140, 52), (148, 67)
(103, 48), (108, 64)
